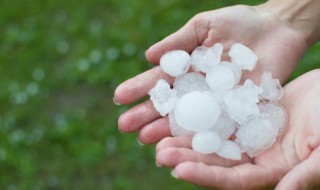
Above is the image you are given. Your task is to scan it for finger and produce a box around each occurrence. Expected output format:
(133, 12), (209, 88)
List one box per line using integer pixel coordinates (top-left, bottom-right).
(156, 147), (249, 168)
(114, 66), (174, 104)
(275, 146), (320, 190)
(145, 13), (209, 64)
(156, 136), (192, 153)
(138, 117), (171, 144)
(173, 162), (280, 190)
(118, 99), (161, 133)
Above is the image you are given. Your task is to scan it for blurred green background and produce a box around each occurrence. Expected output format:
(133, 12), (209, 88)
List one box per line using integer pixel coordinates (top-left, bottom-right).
(0, 0), (319, 189)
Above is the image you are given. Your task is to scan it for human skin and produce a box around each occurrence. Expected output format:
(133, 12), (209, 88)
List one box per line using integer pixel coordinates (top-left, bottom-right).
(114, 0), (320, 189)
(114, 1), (320, 144)
(155, 69), (320, 190)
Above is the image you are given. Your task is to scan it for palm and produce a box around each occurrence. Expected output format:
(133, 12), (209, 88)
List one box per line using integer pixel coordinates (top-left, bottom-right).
(114, 5), (308, 144)
(155, 70), (320, 190)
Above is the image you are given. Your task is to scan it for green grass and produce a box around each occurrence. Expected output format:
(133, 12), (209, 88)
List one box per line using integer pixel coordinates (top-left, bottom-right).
(0, 0), (319, 189)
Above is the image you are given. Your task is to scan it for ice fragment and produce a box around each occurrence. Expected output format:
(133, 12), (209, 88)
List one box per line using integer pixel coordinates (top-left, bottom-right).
(148, 79), (178, 116)
(191, 43), (223, 73)
(228, 43), (258, 71)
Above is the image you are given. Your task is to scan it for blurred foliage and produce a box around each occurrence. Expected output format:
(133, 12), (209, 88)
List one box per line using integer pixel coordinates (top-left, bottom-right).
(0, 0), (318, 189)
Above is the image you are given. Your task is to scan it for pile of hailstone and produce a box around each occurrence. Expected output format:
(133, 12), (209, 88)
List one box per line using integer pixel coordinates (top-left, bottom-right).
(148, 43), (285, 160)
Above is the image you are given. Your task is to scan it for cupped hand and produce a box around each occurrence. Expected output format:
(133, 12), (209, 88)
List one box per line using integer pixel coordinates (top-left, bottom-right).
(114, 4), (308, 144)
(155, 69), (320, 190)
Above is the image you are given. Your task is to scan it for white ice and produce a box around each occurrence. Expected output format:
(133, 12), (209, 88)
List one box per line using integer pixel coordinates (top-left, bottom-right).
(235, 115), (278, 157)
(174, 91), (220, 132)
(228, 43), (258, 71)
(190, 43), (223, 73)
(260, 72), (283, 101)
(160, 50), (191, 77)
(216, 140), (241, 160)
(168, 111), (194, 137)
(206, 62), (242, 92)
(259, 103), (286, 130)
(220, 61), (242, 83)
(148, 79), (178, 116)
(192, 131), (222, 154)
(209, 112), (236, 139)
(173, 72), (209, 97)
(224, 80), (262, 124)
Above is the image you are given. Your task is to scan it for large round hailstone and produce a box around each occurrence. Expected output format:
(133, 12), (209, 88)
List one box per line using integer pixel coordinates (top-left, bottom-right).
(192, 131), (221, 154)
(174, 91), (220, 132)
(160, 50), (191, 77)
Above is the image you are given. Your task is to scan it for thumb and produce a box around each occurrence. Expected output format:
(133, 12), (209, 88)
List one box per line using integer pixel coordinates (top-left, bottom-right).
(145, 13), (209, 64)
(276, 146), (320, 190)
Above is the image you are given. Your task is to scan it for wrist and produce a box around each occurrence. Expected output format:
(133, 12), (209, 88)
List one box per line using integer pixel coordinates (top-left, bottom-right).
(256, 0), (320, 46)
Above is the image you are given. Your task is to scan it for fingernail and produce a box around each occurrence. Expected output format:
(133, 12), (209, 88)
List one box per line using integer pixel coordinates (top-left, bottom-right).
(113, 97), (121, 106)
(118, 127), (125, 134)
(155, 162), (162, 167)
(137, 138), (144, 146)
(171, 170), (179, 179)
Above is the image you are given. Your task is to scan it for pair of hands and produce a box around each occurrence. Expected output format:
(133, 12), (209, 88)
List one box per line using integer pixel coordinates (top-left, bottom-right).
(114, 5), (320, 190)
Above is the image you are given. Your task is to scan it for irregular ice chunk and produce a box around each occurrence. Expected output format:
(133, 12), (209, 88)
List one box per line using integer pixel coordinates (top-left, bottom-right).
(191, 43), (223, 73)
(260, 72), (283, 101)
(168, 111), (194, 137)
(216, 140), (241, 160)
(173, 72), (209, 97)
(228, 43), (258, 71)
(192, 131), (221, 154)
(235, 116), (278, 157)
(174, 91), (220, 132)
(209, 112), (236, 139)
(224, 80), (262, 124)
(160, 50), (191, 77)
(148, 79), (178, 116)
(206, 62), (242, 92)
(259, 103), (286, 130)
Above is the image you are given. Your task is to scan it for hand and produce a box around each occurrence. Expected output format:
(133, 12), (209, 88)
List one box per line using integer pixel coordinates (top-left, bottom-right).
(155, 69), (320, 190)
(114, 4), (308, 144)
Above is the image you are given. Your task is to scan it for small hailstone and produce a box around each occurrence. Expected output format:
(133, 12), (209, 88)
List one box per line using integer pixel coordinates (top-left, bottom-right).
(190, 43), (223, 73)
(219, 61), (242, 83)
(224, 80), (262, 124)
(206, 66), (236, 92)
(173, 72), (209, 97)
(228, 43), (258, 71)
(148, 79), (178, 116)
(209, 112), (236, 139)
(174, 91), (220, 132)
(235, 115), (278, 157)
(192, 131), (221, 154)
(259, 103), (286, 130)
(160, 50), (191, 77)
(260, 72), (283, 101)
(216, 140), (241, 160)
(168, 111), (194, 137)
(206, 62), (242, 92)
